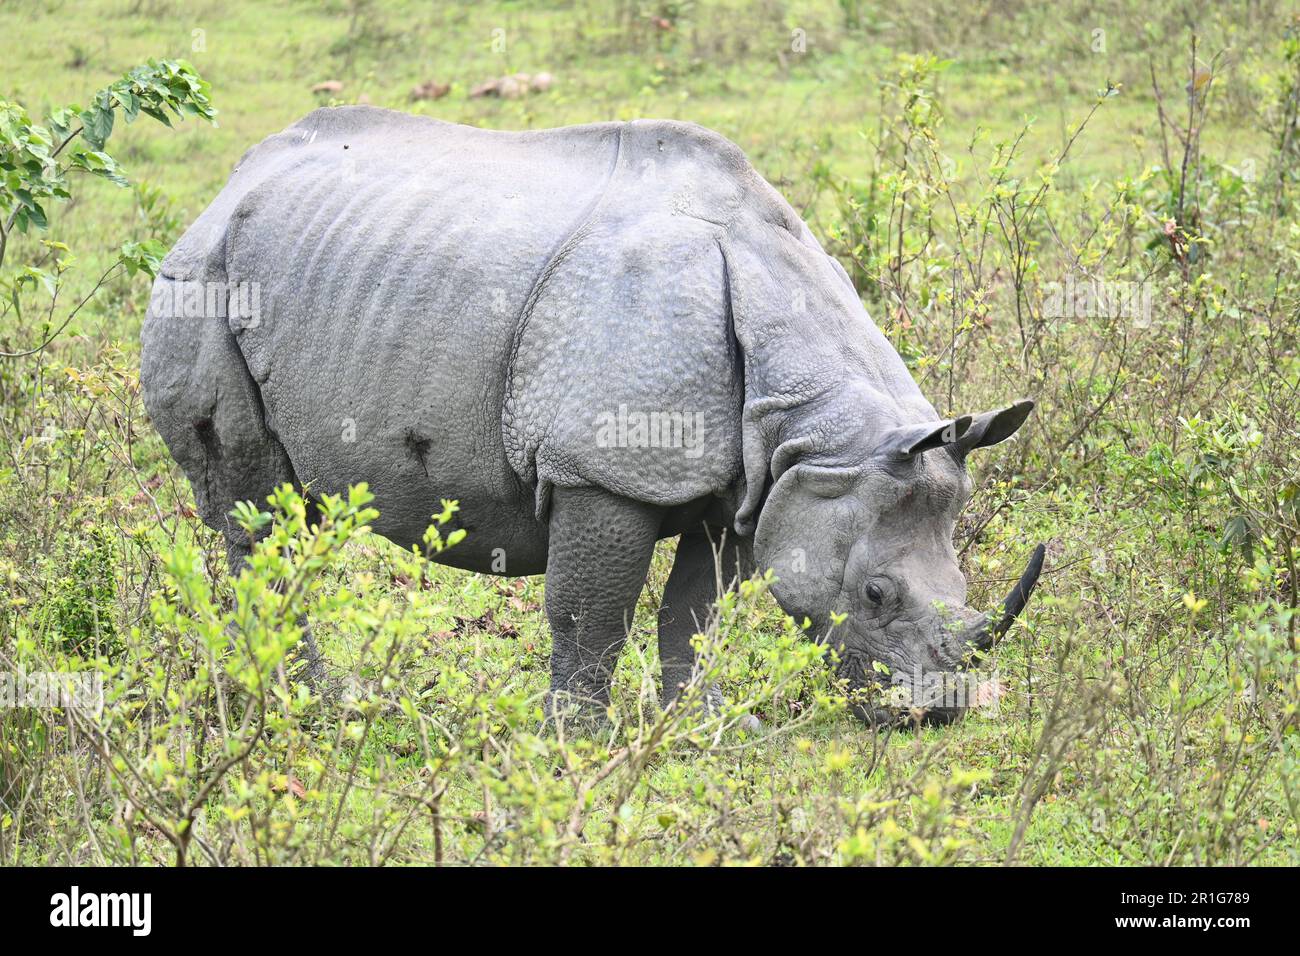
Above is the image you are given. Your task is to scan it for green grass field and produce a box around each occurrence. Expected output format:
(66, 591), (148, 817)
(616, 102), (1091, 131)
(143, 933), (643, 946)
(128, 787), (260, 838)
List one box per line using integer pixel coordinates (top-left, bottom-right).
(1, 0), (1298, 865)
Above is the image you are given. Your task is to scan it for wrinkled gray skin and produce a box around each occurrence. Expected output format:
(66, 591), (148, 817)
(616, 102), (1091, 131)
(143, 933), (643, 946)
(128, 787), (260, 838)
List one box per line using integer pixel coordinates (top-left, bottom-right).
(142, 106), (1041, 723)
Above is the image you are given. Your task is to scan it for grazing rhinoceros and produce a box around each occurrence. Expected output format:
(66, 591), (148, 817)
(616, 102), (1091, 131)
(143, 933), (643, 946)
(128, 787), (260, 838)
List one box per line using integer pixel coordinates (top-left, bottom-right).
(142, 106), (1043, 722)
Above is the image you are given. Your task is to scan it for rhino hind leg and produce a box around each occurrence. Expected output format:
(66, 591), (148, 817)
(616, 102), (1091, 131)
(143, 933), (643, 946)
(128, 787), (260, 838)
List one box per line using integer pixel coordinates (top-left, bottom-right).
(141, 284), (325, 685)
(658, 529), (756, 719)
(226, 519), (328, 688)
(542, 486), (663, 723)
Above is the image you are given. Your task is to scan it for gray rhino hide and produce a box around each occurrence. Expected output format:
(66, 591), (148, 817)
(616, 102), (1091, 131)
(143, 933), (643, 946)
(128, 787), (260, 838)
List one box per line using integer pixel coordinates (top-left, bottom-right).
(143, 108), (1050, 721)
(146, 107), (936, 555)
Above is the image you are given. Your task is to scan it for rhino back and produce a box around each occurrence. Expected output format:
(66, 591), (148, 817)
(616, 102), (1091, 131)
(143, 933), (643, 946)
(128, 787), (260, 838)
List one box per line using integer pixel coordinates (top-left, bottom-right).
(151, 106), (858, 552)
(214, 108), (632, 547)
(216, 108), (768, 530)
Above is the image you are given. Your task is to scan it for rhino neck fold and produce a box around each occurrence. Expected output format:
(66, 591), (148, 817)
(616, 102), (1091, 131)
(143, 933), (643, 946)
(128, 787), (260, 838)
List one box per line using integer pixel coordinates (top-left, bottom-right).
(723, 227), (935, 532)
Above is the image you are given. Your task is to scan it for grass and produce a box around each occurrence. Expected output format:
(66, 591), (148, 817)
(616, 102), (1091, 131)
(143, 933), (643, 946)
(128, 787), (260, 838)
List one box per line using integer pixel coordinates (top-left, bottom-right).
(1, 0), (1298, 865)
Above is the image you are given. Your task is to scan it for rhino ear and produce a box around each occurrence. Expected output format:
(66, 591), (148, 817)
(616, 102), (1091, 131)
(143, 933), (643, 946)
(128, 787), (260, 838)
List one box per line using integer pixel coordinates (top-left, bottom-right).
(957, 400), (1035, 454)
(875, 416), (972, 460)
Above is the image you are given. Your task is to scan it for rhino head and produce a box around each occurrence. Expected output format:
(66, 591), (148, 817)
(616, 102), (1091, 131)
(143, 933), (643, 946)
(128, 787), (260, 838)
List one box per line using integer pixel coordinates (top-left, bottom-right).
(747, 398), (1044, 723)
(711, 198), (1046, 723)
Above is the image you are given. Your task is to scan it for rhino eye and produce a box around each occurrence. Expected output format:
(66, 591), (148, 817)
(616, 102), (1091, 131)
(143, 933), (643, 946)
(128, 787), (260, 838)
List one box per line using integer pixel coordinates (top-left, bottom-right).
(864, 583), (884, 605)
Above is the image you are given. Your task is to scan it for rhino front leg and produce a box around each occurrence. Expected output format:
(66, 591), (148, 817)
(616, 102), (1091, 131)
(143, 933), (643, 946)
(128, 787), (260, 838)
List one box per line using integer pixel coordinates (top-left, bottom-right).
(658, 529), (753, 709)
(544, 486), (662, 720)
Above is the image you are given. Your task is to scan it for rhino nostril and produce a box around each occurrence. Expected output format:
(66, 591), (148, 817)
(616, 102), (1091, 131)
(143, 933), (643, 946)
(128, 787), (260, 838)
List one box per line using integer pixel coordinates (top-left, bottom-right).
(927, 645), (942, 667)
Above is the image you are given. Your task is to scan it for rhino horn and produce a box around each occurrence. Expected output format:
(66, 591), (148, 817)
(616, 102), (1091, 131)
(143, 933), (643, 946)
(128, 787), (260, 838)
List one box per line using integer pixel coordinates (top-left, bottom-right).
(969, 543), (1046, 652)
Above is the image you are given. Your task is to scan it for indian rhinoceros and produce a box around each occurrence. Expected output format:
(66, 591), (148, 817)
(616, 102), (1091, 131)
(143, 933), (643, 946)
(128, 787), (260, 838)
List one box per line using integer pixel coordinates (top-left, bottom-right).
(141, 106), (1043, 722)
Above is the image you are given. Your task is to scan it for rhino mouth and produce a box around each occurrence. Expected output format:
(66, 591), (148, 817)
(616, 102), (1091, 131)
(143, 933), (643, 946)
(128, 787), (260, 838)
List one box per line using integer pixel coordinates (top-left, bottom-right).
(843, 667), (1001, 726)
(838, 544), (1046, 726)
